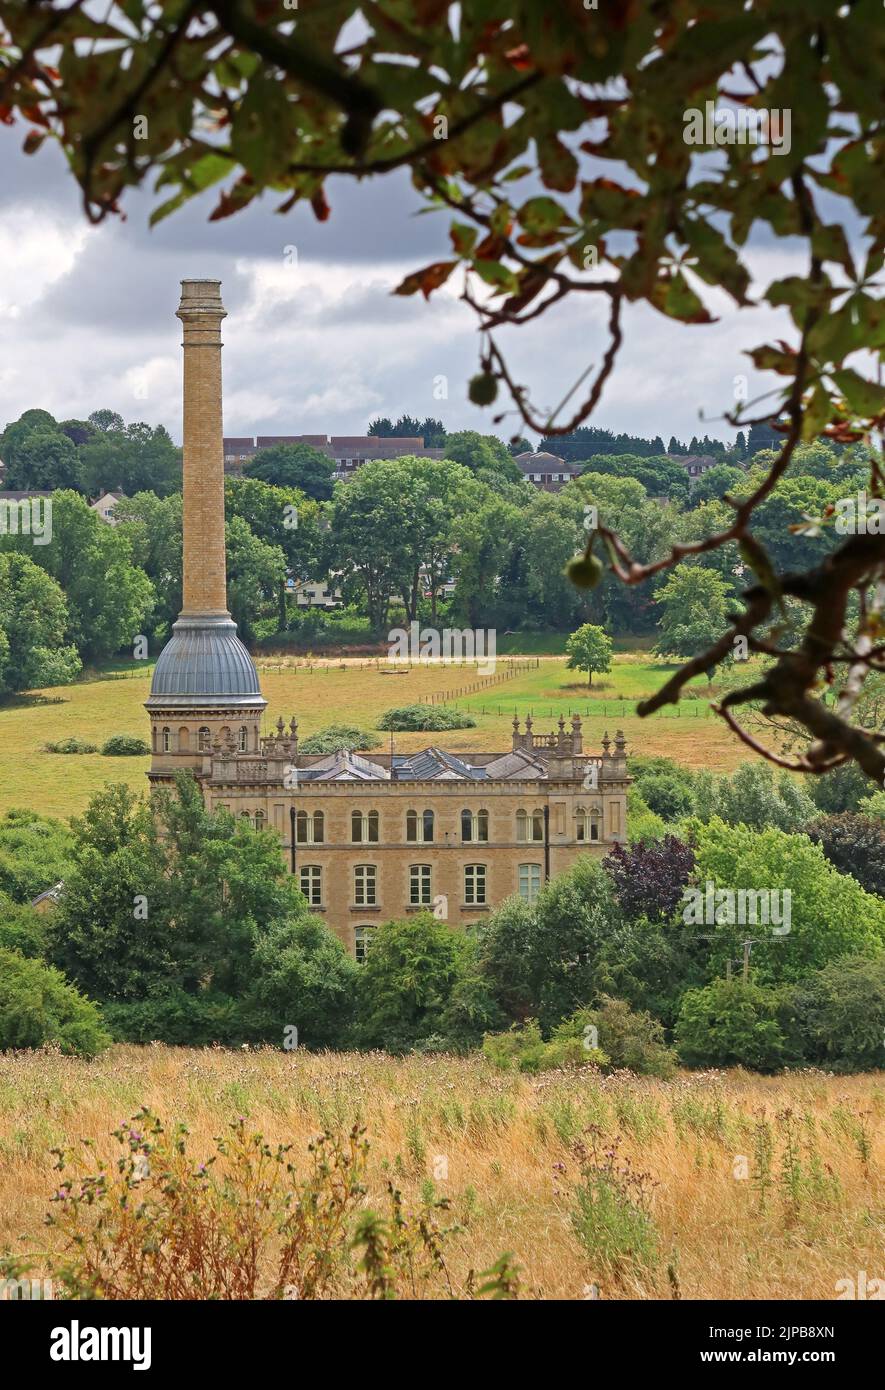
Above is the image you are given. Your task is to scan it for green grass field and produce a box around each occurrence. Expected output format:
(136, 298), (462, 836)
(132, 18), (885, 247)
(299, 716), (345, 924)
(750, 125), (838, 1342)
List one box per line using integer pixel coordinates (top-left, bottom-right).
(0, 654), (754, 821)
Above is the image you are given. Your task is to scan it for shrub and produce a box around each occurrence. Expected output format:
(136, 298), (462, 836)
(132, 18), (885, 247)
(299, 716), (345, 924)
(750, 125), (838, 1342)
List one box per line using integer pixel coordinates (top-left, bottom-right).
(101, 988), (245, 1046)
(38, 1110), (520, 1300)
(100, 735), (151, 756)
(376, 704), (476, 731)
(782, 955), (885, 1073)
(0, 894), (49, 959)
(555, 998), (676, 1078)
(635, 770), (694, 822)
(0, 948), (110, 1057)
(808, 762), (872, 815)
(675, 978), (789, 1071)
(43, 737), (97, 754)
(299, 724), (381, 754)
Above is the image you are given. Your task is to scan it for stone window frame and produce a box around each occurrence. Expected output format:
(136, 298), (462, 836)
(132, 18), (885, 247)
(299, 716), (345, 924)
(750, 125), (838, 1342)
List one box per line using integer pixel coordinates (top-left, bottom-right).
(460, 808), (489, 844)
(464, 863), (487, 905)
(295, 809), (325, 844)
(354, 925), (376, 964)
(354, 863), (377, 907)
(406, 808), (435, 844)
(351, 809), (380, 844)
(409, 863), (432, 906)
(575, 806), (601, 842)
(516, 807), (544, 843)
(518, 863), (542, 903)
(299, 863), (323, 906)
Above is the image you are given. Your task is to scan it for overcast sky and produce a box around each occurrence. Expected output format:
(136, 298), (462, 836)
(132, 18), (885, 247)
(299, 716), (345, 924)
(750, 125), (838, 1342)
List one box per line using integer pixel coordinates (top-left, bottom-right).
(0, 127), (812, 448)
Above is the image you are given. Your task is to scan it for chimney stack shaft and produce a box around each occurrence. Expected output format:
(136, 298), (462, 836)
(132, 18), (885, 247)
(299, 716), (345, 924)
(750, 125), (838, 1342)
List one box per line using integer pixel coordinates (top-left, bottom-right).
(177, 279), (228, 616)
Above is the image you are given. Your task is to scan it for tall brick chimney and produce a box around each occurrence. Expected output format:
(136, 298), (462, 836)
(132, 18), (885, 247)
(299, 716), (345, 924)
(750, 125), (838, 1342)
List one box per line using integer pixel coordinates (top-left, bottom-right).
(178, 279), (229, 617)
(145, 280), (266, 780)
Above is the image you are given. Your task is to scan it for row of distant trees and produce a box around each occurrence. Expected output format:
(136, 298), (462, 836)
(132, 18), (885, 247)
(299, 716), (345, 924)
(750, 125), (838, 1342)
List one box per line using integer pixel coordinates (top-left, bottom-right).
(0, 402), (873, 693)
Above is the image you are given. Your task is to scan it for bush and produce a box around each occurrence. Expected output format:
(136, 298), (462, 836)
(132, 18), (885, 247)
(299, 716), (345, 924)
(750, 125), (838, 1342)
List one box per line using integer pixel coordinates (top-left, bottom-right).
(782, 955), (885, 1073)
(0, 894), (48, 959)
(299, 724), (381, 754)
(43, 737), (98, 754)
(376, 704), (476, 732)
(675, 978), (789, 1071)
(100, 735), (151, 756)
(808, 762), (873, 815)
(101, 988), (245, 1046)
(0, 948), (110, 1056)
(555, 998), (676, 1078)
(605, 836), (695, 922)
(482, 999), (675, 1078)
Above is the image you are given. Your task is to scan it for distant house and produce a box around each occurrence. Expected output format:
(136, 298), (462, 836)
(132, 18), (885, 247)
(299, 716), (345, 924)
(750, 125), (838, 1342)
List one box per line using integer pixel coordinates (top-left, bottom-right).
(222, 434), (445, 478)
(290, 577), (343, 609)
(513, 450), (582, 492)
(31, 881), (64, 913)
(667, 453), (718, 480)
(90, 489), (127, 523)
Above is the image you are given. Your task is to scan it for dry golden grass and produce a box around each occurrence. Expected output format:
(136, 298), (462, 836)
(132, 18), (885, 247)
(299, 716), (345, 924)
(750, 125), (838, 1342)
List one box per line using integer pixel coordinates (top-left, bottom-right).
(1, 1046), (881, 1300)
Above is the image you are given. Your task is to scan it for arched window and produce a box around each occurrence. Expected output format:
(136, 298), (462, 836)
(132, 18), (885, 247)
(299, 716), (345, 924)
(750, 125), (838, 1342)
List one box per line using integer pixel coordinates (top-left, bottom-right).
(351, 810), (379, 843)
(516, 808), (543, 842)
(575, 807), (601, 843)
(198, 726), (210, 752)
(406, 809), (434, 843)
(461, 809), (489, 843)
(296, 810), (324, 844)
(238, 726), (248, 752)
(178, 727), (190, 751)
(254, 810), (265, 831)
(161, 727), (171, 753)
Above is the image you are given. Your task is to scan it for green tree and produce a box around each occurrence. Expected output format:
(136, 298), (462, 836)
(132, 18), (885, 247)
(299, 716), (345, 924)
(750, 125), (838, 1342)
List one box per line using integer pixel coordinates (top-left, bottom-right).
(244, 443), (336, 501)
(0, 552), (81, 691)
(690, 819), (885, 985)
(477, 857), (618, 1033)
(0, 948), (110, 1056)
(4, 1), (884, 781)
(225, 514), (286, 641)
(654, 565), (733, 670)
(565, 623), (613, 687)
(114, 491), (183, 638)
(243, 914), (358, 1049)
(783, 956), (885, 1073)
(0, 807), (73, 903)
(675, 978), (789, 1071)
(0, 490), (154, 661)
(353, 912), (467, 1052)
